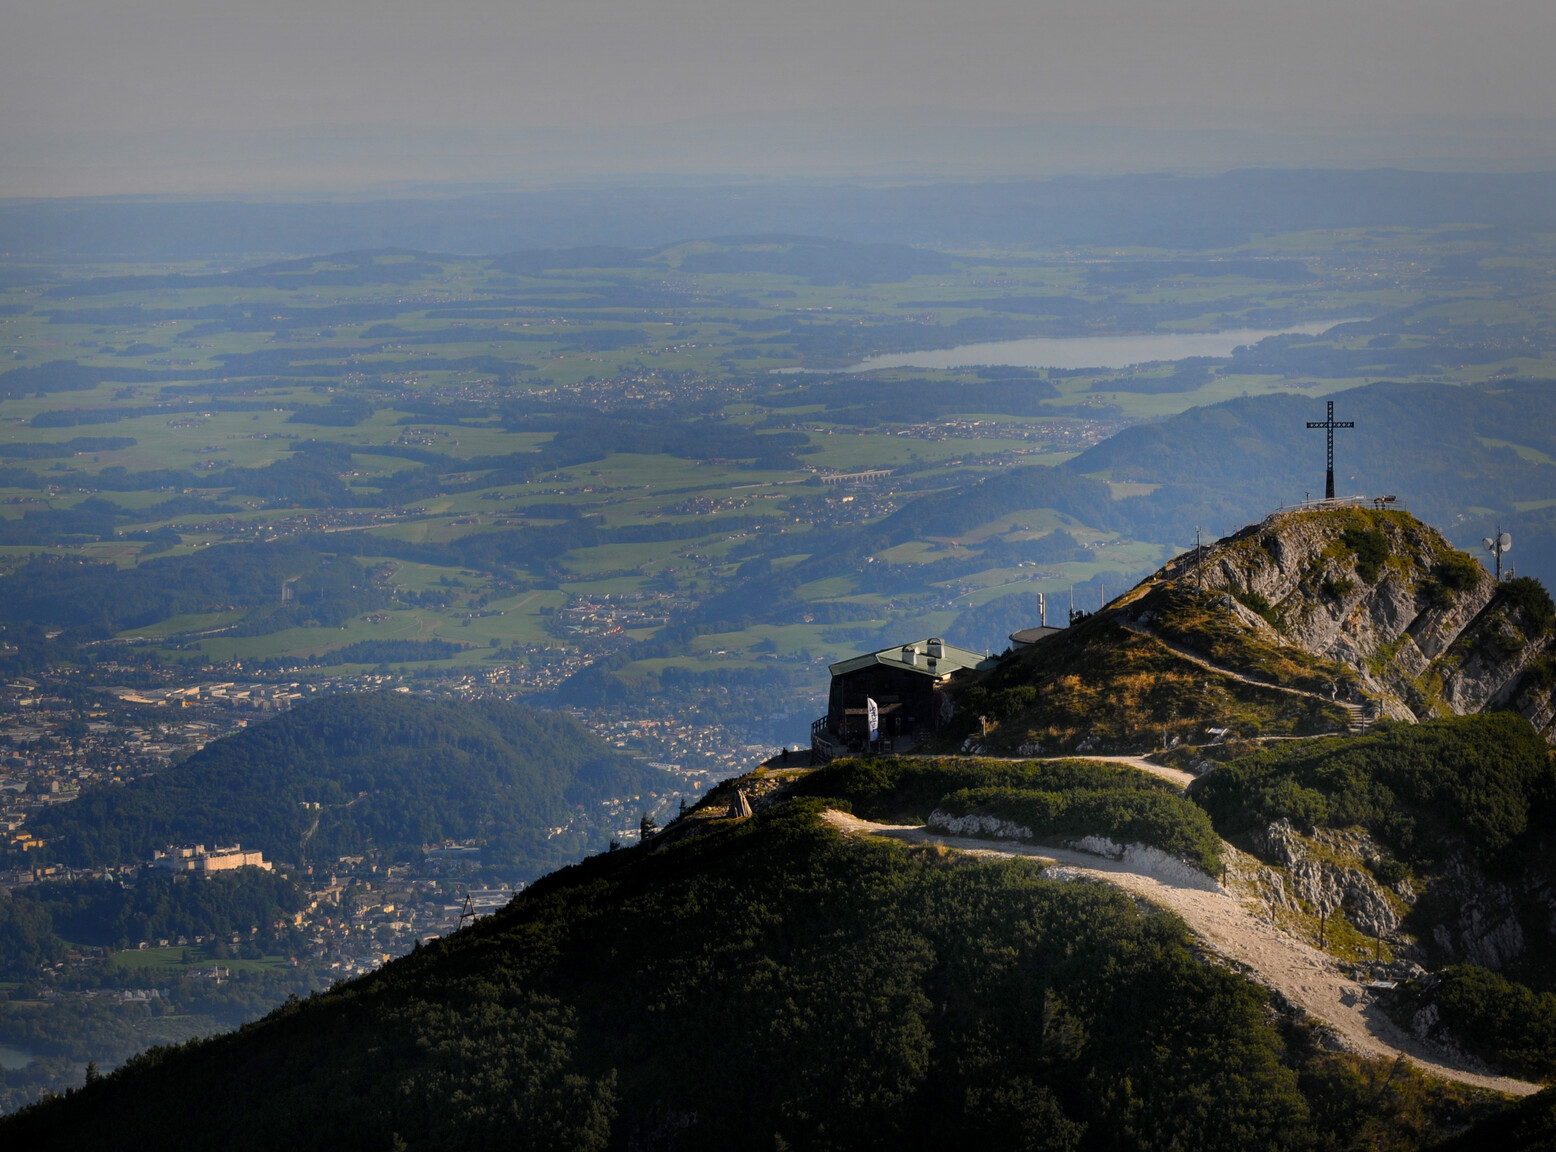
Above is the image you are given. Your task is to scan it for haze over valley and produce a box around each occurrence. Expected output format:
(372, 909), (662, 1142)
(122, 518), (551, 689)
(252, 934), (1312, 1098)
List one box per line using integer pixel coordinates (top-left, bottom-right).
(4, 1), (1556, 1148)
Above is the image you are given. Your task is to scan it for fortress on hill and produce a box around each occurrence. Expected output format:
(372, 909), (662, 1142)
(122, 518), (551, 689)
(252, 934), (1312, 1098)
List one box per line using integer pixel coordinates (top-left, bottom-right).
(148, 843), (271, 874)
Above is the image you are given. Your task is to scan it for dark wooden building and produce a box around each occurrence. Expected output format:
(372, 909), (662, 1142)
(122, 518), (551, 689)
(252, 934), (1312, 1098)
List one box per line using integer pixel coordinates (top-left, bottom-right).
(810, 637), (998, 761)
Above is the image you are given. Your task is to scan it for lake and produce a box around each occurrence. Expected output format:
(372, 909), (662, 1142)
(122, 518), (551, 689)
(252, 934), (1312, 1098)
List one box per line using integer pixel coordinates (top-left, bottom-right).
(0, 1043), (30, 1070)
(839, 321), (1351, 373)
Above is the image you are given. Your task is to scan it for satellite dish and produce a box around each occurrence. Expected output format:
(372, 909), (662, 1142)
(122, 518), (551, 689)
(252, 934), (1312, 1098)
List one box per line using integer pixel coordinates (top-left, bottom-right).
(1500, 532), (1513, 552)
(1484, 538), (1495, 550)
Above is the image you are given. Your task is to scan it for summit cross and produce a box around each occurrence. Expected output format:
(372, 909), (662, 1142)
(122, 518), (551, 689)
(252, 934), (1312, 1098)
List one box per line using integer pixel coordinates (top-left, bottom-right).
(1306, 400), (1355, 500)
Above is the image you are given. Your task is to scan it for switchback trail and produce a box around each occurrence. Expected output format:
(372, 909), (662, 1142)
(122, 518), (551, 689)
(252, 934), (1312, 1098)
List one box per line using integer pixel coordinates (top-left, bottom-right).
(821, 809), (1541, 1098)
(928, 754), (1197, 789)
(1117, 620), (1367, 730)
(1042, 754), (1197, 789)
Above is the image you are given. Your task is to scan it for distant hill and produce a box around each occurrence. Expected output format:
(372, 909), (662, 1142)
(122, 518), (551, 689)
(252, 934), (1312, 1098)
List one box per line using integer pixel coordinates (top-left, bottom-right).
(24, 693), (676, 879)
(1066, 379), (1556, 587)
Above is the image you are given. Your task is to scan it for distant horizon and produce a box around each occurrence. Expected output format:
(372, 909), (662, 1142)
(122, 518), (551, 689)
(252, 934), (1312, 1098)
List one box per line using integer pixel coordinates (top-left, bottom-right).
(7, 167), (1556, 262)
(6, 112), (1556, 200)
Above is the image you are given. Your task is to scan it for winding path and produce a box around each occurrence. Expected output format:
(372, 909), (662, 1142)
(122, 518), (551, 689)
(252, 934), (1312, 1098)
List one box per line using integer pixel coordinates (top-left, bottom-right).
(1117, 620), (1366, 729)
(821, 808), (1541, 1098)
(1040, 753), (1198, 789)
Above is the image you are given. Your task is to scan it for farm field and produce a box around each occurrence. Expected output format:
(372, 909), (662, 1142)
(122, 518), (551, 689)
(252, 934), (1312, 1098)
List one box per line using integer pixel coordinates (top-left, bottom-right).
(2, 230), (1555, 743)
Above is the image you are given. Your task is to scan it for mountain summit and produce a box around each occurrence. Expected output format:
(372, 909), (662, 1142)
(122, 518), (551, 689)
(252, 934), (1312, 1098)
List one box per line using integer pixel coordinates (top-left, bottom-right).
(944, 504), (1555, 756)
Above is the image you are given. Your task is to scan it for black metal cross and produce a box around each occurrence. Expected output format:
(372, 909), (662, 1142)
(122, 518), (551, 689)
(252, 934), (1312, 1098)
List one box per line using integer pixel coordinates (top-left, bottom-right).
(1306, 400), (1354, 500)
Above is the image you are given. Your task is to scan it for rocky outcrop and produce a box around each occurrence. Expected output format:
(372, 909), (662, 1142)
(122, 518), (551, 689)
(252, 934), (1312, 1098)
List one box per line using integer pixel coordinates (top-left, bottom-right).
(948, 506), (1551, 757)
(1144, 506), (1556, 742)
(929, 810), (1032, 840)
(1242, 818), (1556, 980)
(1416, 855), (1538, 972)
(1249, 820), (1407, 939)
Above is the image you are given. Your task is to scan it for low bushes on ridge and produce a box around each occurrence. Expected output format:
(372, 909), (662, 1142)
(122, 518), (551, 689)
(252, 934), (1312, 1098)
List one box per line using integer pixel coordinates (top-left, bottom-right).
(795, 755), (1220, 874)
(933, 785), (1223, 875)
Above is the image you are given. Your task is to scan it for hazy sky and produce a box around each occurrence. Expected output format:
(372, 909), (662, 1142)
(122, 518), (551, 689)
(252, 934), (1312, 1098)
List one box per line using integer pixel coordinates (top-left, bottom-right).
(4, 0), (1555, 193)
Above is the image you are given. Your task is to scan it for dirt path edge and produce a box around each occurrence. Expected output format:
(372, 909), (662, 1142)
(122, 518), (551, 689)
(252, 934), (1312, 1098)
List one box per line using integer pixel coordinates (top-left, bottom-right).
(820, 808), (1540, 1098)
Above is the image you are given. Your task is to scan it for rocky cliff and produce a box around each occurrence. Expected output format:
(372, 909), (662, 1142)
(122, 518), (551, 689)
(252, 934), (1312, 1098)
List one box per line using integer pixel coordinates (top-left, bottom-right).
(1144, 504), (1556, 738)
(947, 504), (1556, 754)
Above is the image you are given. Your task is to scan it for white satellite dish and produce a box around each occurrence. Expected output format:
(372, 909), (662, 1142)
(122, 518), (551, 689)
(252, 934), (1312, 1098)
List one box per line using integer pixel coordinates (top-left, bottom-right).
(1485, 529), (1513, 580)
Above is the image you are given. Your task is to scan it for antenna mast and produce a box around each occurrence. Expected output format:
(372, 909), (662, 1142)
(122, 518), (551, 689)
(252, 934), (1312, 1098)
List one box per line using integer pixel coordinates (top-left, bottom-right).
(1484, 526), (1513, 582)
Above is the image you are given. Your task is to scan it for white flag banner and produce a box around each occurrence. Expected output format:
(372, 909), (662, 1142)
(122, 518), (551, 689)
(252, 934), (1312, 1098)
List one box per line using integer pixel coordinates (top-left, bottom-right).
(866, 697), (879, 740)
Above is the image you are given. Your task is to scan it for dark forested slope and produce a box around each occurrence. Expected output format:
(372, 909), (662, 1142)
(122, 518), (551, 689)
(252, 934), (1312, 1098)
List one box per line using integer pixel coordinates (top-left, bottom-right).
(0, 791), (1504, 1152)
(1193, 714), (1556, 1085)
(24, 693), (674, 878)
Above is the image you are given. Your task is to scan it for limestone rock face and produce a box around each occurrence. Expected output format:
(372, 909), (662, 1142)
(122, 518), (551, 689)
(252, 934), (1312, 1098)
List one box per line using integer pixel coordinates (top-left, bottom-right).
(1419, 855), (1539, 971)
(1241, 817), (1556, 977)
(1251, 821), (1404, 938)
(1150, 507), (1556, 742)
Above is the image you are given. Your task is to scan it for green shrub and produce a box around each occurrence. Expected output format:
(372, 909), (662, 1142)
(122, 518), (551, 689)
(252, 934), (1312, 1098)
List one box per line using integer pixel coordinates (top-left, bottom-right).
(935, 784), (1223, 874)
(1234, 587), (1279, 626)
(794, 755), (1176, 823)
(1432, 1085), (1556, 1151)
(1525, 657), (1556, 693)
(990, 683), (1037, 719)
(1322, 575), (1355, 602)
(1431, 966), (1556, 1081)
(1437, 550), (1484, 594)
(1340, 526), (1389, 583)
(1367, 856), (1411, 887)
(1503, 576), (1556, 635)
(1190, 713), (1553, 863)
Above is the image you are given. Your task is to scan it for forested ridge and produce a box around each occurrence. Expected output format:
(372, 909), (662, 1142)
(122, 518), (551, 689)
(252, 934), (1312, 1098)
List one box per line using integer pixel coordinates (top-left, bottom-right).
(3, 763), (1544, 1151)
(792, 755), (1223, 873)
(24, 693), (672, 878)
(1194, 715), (1556, 1089)
(1193, 714), (1554, 869)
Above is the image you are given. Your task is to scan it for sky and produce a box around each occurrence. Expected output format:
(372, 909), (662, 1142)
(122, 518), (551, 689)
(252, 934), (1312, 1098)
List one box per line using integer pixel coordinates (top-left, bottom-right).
(4, 0), (1556, 194)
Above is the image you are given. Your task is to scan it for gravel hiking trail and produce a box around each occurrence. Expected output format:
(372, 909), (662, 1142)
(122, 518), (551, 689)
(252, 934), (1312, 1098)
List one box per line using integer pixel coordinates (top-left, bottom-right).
(820, 808), (1540, 1097)
(1116, 619), (1368, 729)
(1045, 754), (1198, 789)
(949, 754), (1197, 789)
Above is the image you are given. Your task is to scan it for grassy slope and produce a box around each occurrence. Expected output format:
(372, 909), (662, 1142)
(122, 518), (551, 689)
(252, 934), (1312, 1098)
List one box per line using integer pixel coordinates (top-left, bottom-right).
(935, 612), (1352, 755)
